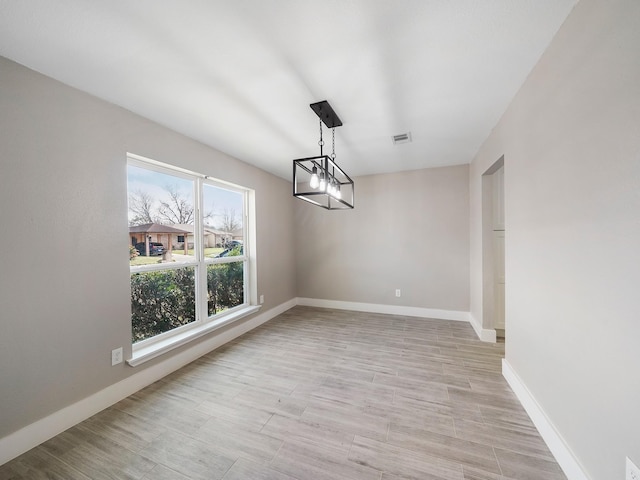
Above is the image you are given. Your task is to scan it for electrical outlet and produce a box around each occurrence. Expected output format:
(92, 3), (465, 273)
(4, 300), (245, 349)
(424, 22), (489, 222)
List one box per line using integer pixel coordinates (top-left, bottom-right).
(628, 457), (640, 480)
(395, 289), (401, 297)
(259, 294), (264, 304)
(111, 347), (123, 366)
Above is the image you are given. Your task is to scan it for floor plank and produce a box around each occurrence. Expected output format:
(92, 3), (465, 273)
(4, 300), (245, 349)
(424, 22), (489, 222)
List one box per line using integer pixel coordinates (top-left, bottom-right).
(0, 306), (566, 480)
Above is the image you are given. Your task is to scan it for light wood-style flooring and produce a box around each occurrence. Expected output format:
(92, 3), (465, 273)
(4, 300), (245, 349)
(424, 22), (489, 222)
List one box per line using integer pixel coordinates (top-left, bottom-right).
(1, 306), (566, 479)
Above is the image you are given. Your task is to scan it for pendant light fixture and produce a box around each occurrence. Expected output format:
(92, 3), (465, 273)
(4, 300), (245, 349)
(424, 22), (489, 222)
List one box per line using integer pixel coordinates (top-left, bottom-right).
(293, 101), (354, 209)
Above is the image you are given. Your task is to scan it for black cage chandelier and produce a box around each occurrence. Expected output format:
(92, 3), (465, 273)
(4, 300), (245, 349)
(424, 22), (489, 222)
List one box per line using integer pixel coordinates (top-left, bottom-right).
(293, 101), (354, 209)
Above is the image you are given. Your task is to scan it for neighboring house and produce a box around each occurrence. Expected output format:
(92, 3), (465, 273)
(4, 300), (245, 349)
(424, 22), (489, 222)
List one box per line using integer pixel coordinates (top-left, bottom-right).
(173, 224), (230, 249)
(171, 223), (196, 249)
(129, 223), (190, 253)
(204, 227), (226, 248)
(231, 228), (243, 243)
(129, 223), (237, 251)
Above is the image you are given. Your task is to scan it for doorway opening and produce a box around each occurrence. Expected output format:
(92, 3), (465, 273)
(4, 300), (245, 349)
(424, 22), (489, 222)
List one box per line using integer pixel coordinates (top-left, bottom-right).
(481, 157), (505, 342)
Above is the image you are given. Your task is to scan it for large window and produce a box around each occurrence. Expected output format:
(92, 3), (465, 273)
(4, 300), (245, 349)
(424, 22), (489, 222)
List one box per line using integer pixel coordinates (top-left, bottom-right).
(127, 155), (252, 351)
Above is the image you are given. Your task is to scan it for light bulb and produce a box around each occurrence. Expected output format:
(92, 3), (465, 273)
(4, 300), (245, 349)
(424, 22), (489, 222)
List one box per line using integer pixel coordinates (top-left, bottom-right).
(319, 176), (326, 192)
(336, 184), (342, 199)
(309, 167), (319, 189)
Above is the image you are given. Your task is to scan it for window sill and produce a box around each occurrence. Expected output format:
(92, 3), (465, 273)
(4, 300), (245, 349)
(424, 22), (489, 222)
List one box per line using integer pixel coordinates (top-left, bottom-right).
(127, 305), (261, 367)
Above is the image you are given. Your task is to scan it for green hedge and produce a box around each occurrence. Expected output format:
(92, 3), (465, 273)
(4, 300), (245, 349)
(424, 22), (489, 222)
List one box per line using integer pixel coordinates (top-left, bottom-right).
(130, 261), (243, 343)
(207, 261), (244, 316)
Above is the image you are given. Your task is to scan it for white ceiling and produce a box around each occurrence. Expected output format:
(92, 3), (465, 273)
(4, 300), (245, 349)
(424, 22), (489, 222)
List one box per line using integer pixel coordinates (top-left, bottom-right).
(0, 1), (577, 179)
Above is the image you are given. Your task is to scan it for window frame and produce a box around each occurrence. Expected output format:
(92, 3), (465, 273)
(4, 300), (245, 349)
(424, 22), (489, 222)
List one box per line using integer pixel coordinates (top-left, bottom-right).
(201, 178), (249, 320)
(126, 153), (259, 366)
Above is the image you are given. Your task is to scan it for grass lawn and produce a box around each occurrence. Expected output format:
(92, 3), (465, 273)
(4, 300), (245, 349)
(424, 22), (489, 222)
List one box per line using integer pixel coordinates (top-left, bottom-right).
(130, 255), (162, 266)
(130, 247), (224, 266)
(193, 247), (225, 257)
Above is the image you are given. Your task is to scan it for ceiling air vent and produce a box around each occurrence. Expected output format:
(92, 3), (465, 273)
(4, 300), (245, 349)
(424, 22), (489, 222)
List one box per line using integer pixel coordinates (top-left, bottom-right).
(392, 132), (412, 145)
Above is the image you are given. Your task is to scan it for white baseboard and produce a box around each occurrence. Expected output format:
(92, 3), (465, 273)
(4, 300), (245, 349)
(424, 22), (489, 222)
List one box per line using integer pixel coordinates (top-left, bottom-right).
(469, 313), (497, 342)
(502, 359), (590, 480)
(0, 298), (296, 466)
(296, 297), (470, 322)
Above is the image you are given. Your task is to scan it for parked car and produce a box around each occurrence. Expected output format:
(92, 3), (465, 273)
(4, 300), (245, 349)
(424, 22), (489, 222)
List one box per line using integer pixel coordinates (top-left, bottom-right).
(215, 245), (243, 258)
(223, 240), (243, 249)
(135, 242), (165, 256)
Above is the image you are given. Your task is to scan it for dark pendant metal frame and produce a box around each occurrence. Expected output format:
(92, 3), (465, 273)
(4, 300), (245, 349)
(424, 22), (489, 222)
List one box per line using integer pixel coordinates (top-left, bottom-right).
(293, 100), (354, 210)
(293, 155), (354, 210)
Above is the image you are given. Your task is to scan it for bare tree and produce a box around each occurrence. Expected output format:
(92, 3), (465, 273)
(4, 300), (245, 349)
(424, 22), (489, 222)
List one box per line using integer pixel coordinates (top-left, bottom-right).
(202, 202), (215, 226)
(215, 208), (241, 248)
(218, 208), (241, 233)
(128, 189), (155, 226)
(157, 185), (194, 225)
(129, 185), (198, 226)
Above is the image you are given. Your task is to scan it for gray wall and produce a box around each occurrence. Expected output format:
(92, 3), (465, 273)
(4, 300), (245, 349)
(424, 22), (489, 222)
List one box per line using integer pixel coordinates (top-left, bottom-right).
(295, 166), (470, 312)
(0, 56), (297, 439)
(469, 0), (640, 478)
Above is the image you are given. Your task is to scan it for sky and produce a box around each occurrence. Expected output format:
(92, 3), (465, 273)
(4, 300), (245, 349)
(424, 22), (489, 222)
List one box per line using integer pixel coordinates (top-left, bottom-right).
(127, 164), (243, 228)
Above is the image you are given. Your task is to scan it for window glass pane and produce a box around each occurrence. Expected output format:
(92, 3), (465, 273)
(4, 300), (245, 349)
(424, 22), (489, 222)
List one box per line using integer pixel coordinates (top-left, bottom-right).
(130, 266), (196, 343)
(203, 183), (244, 259)
(207, 262), (244, 316)
(127, 164), (196, 265)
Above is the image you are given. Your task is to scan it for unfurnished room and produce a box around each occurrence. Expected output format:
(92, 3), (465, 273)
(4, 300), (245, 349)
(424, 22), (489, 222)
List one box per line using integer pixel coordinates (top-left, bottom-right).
(0, 1), (639, 479)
